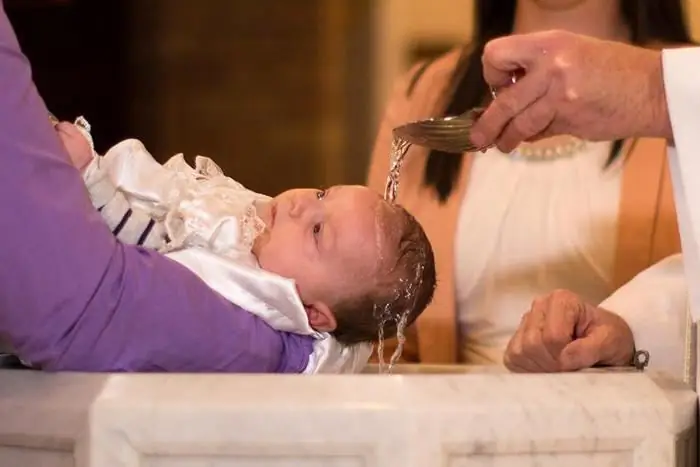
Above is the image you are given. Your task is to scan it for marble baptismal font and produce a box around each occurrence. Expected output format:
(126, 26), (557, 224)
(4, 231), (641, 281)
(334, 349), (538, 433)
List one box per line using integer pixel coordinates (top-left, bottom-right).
(0, 364), (696, 466)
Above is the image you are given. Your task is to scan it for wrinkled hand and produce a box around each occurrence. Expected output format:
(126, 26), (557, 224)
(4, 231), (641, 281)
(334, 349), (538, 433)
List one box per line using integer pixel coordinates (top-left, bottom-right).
(470, 30), (672, 153)
(504, 289), (635, 373)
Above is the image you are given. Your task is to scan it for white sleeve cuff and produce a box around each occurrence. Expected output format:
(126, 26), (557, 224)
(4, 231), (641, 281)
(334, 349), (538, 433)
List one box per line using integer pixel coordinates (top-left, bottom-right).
(600, 254), (689, 380)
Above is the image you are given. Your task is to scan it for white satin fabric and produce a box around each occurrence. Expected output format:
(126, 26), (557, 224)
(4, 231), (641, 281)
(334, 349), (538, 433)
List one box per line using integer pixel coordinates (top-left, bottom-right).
(101, 139), (269, 262)
(87, 139), (372, 374)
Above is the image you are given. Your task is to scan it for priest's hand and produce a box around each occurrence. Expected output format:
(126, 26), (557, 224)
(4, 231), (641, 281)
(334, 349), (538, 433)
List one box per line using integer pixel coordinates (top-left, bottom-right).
(470, 30), (673, 153)
(504, 289), (635, 372)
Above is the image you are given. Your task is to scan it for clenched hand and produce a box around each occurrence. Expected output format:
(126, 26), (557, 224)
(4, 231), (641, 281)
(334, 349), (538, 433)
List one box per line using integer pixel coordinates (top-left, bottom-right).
(504, 289), (635, 373)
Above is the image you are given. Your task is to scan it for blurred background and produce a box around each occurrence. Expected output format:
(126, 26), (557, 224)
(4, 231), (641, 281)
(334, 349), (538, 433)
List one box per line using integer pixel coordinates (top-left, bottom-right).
(6, 0), (700, 195)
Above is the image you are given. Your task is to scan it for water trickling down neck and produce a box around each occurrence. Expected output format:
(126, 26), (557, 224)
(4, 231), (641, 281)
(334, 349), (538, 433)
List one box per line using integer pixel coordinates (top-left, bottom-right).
(373, 262), (423, 374)
(374, 135), (417, 374)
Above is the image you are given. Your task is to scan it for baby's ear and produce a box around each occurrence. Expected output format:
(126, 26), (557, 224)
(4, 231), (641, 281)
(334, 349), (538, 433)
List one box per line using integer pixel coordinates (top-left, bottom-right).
(305, 301), (337, 332)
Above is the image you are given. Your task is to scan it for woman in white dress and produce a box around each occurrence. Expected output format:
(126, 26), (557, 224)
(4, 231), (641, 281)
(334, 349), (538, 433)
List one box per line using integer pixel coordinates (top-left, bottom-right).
(366, 0), (692, 365)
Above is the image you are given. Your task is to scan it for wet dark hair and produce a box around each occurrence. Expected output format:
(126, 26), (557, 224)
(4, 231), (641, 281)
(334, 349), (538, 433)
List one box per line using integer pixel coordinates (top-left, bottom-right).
(331, 205), (436, 345)
(424, 0), (693, 202)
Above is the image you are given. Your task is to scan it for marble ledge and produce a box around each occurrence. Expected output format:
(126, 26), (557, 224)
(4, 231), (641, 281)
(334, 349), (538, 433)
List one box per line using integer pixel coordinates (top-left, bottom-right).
(0, 366), (696, 467)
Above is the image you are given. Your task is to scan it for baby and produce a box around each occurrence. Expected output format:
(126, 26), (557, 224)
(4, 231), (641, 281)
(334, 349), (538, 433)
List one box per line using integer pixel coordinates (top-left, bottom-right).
(55, 117), (437, 373)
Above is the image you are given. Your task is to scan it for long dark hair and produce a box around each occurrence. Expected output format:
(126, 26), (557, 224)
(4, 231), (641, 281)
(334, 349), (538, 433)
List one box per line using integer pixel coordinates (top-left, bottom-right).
(423, 0), (693, 202)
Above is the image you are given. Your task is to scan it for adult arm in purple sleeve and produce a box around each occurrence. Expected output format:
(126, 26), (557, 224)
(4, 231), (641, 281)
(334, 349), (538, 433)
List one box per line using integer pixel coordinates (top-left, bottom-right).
(0, 6), (313, 372)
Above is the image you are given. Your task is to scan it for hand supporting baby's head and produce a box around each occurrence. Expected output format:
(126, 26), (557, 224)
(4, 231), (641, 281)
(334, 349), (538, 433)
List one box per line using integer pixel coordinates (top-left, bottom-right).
(253, 185), (436, 345)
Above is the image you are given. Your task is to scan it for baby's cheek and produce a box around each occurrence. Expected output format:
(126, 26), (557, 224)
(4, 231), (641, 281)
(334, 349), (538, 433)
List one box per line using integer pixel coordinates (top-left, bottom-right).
(257, 242), (295, 276)
(256, 243), (314, 295)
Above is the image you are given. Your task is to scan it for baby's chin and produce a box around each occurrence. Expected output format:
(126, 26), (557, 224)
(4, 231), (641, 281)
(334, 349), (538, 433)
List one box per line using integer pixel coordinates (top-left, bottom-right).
(251, 233), (263, 260)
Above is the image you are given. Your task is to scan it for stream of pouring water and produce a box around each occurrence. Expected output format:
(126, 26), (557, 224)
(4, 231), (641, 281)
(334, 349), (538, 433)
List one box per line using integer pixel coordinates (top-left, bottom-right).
(384, 137), (412, 204)
(376, 135), (414, 374)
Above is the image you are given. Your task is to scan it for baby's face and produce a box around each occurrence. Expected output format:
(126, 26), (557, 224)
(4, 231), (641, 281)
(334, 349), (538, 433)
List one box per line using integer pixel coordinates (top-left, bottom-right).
(253, 185), (387, 331)
(54, 121), (93, 171)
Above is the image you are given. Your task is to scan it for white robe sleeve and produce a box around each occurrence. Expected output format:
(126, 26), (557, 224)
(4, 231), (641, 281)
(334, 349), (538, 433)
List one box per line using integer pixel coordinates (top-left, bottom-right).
(602, 48), (700, 381)
(600, 254), (688, 380)
(662, 48), (700, 322)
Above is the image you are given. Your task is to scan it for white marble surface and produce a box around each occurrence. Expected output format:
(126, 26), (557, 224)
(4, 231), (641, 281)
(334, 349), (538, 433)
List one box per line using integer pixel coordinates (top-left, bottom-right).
(0, 366), (696, 467)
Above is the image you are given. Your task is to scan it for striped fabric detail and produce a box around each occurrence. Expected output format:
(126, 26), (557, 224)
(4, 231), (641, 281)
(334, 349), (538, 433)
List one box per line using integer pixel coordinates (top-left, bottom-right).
(98, 193), (165, 248)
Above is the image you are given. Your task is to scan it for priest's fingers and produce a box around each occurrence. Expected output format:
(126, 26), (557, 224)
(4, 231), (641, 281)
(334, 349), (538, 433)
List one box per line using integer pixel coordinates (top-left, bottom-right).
(504, 319), (537, 372)
(558, 333), (603, 371)
(481, 33), (543, 91)
(523, 299), (563, 371)
(504, 309), (558, 372)
(540, 290), (580, 359)
(493, 93), (556, 153)
(470, 70), (550, 149)
(563, 305), (635, 369)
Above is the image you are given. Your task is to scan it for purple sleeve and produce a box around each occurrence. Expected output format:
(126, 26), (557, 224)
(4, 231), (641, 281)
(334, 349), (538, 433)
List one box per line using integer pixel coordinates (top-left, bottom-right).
(0, 6), (313, 372)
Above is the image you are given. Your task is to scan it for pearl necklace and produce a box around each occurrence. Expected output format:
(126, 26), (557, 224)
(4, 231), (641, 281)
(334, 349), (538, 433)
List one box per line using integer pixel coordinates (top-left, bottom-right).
(506, 137), (588, 161)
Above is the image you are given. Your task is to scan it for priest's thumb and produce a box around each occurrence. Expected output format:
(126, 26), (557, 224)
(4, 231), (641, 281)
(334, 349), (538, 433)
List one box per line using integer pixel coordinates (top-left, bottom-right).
(558, 335), (603, 371)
